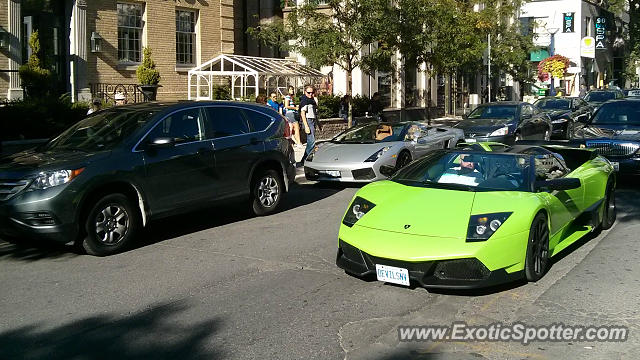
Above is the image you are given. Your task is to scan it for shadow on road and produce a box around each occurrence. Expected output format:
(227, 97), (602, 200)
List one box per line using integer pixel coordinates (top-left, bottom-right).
(613, 178), (640, 224)
(0, 238), (79, 262)
(0, 300), (224, 360)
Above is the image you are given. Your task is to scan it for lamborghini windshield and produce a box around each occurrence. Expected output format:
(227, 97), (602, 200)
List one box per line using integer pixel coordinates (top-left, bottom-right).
(332, 123), (407, 143)
(392, 151), (531, 191)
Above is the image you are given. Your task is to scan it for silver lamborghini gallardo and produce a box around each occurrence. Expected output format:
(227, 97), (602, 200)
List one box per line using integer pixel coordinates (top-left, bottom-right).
(304, 121), (464, 182)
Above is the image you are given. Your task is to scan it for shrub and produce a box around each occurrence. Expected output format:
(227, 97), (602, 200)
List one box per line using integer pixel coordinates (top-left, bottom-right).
(18, 31), (52, 98)
(317, 94), (341, 118)
(351, 95), (370, 117)
(212, 85), (231, 100)
(136, 47), (161, 85)
(0, 94), (88, 141)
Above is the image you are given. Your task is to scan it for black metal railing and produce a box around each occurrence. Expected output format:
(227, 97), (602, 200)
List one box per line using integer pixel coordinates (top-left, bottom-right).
(89, 83), (145, 104)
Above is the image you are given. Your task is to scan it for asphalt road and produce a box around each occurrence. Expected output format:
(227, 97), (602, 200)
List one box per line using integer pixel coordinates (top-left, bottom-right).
(0, 175), (638, 360)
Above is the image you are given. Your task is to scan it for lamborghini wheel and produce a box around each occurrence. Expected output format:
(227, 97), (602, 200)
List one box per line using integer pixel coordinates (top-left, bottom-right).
(395, 151), (412, 170)
(601, 179), (616, 230)
(524, 213), (550, 282)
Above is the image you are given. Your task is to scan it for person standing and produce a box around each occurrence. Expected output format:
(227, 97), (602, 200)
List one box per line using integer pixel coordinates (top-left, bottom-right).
(267, 92), (281, 113)
(300, 85), (319, 163)
(368, 92), (384, 121)
(284, 86), (302, 147)
(339, 95), (350, 124)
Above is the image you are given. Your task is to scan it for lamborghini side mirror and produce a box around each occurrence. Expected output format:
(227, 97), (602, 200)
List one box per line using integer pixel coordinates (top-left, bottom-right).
(535, 178), (580, 192)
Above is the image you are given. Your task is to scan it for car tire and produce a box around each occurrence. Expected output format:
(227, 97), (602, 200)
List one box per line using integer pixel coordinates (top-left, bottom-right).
(524, 213), (550, 282)
(82, 193), (139, 256)
(395, 151), (412, 170)
(564, 121), (574, 140)
(251, 169), (284, 216)
(601, 179), (616, 230)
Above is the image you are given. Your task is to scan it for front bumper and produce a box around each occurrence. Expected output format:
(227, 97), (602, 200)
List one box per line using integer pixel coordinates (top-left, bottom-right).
(0, 185), (80, 243)
(304, 161), (388, 182)
(336, 240), (524, 289)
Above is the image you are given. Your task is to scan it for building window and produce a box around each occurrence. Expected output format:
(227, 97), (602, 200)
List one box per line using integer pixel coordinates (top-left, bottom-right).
(118, 3), (143, 63)
(176, 10), (196, 65)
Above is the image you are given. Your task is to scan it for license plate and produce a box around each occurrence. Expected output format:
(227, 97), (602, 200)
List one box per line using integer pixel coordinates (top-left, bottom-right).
(375, 264), (410, 286)
(465, 138), (477, 143)
(611, 162), (619, 171)
(320, 170), (341, 177)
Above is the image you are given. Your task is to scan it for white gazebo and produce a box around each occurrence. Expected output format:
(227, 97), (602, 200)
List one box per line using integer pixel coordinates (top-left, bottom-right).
(188, 54), (326, 100)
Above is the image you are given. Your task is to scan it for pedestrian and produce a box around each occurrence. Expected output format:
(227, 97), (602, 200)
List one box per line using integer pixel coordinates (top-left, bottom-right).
(284, 86), (303, 148)
(114, 92), (127, 106)
(267, 92), (280, 113)
(87, 98), (102, 115)
(300, 85), (319, 163)
(256, 94), (267, 105)
(339, 94), (350, 124)
(368, 92), (384, 121)
(555, 87), (564, 97)
(579, 84), (587, 98)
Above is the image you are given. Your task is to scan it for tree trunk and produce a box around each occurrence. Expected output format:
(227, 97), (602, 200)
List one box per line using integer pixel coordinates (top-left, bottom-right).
(426, 73), (432, 126)
(347, 68), (353, 128)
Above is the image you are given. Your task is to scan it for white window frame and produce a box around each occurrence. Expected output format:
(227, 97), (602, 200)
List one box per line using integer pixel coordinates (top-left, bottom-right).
(117, 2), (144, 64)
(175, 9), (198, 66)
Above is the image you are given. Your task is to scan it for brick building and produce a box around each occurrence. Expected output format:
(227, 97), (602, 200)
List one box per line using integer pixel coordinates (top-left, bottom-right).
(1, 0), (281, 102)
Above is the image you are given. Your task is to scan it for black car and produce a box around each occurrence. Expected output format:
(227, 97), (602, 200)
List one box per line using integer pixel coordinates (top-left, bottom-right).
(534, 97), (593, 139)
(583, 89), (624, 112)
(573, 99), (640, 175)
(455, 101), (552, 145)
(0, 102), (296, 255)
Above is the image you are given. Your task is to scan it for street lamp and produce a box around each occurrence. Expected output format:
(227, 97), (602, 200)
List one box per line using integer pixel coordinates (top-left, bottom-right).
(548, 27), (559, 96)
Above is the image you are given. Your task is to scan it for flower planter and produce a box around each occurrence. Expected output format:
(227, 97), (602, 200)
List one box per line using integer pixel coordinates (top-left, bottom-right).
(139, 84), (159, 101)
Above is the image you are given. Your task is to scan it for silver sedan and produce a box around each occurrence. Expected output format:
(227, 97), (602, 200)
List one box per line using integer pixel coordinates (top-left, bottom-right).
(303, 121), (464, 182)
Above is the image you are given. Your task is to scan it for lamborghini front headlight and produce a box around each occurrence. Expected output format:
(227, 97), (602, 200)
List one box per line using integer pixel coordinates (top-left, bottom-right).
(342, 196), (376, 227)
(466, 212), (512, 242)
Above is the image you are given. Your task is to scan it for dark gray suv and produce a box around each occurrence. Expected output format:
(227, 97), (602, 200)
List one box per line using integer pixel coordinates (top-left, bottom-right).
(0, 101), (296, 255)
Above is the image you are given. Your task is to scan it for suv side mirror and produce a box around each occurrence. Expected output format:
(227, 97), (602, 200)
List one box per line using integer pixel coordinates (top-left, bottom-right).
(147, 137), (175, 149)
(535, 178), (580, 192)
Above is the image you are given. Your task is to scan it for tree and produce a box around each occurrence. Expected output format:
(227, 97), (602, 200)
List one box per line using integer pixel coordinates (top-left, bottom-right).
(18, 30), (52, 98)
(248, 0), (386, 126)
(375, 0), (534, 116)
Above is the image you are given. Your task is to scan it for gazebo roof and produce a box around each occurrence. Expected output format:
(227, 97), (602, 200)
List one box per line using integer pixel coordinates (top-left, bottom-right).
(188, 54), (324, 77)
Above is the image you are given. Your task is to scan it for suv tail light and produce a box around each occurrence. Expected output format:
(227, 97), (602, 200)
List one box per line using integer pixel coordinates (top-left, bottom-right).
(282, 118), (291, 139)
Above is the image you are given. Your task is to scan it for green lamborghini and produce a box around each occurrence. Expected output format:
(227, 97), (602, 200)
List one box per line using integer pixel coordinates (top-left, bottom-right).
(336, 144), (616, 289)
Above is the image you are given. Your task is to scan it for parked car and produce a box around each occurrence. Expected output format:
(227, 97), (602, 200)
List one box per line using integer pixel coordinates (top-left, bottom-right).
(583, 89), (624, 112)
(304, 121), (464, 182)
(625, 89), (640, 98)
(336, 145), (616, 289)
(454, 102), (552, 144)
(534, 97), (593, 139)
(572, 98), (640, 175)
(0, 102), (296, 255)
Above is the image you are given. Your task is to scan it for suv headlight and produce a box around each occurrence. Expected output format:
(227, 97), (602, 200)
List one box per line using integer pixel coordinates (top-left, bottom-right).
(365, 147), (391, 162)
(489, 127), (509, 136)
(342, 196), (376, 227)
(466, 212), (512, 242)
(28, 168), (84, 191)
(552, 118), (569, 124)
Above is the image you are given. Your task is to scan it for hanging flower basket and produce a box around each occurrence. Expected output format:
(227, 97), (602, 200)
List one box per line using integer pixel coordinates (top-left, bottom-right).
(537, 55), (570, 82)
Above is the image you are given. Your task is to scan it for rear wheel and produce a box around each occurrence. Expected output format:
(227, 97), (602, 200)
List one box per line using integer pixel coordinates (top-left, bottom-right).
(524, 213), (550, 282)
(251, 169), (284, 216)
(601, 179), (616, 230)
(82, 193), (139, 256)
(395, 151), (412, 170)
